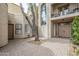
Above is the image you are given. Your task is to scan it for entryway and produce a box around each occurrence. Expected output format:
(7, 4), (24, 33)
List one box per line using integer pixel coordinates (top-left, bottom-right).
(51, 18), (72, 38)
(58, 22), (71, 38)
(8, 24), (14, 40)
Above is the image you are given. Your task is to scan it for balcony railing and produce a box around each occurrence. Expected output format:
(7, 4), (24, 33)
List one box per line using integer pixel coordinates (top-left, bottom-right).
(51, 8), (79, 18)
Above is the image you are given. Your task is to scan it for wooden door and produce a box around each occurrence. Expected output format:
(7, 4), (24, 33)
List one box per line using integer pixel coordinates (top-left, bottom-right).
(8, 24), (14, 39)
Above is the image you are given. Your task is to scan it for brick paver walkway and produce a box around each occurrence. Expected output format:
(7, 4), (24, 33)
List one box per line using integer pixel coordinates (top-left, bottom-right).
(0, 38), (71, 56)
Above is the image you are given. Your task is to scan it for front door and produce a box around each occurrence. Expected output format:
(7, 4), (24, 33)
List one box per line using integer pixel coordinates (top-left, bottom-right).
(8, 24), (14, 39)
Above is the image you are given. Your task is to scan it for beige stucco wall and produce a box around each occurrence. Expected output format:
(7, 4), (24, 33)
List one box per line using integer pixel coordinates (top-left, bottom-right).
(0, 4), (8, 47)
(8, 4), (22, 15)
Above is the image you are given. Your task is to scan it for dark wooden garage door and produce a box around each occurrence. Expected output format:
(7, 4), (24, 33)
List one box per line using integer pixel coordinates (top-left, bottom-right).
(8, 24), (14, 39)
(58, 22), (71, 38)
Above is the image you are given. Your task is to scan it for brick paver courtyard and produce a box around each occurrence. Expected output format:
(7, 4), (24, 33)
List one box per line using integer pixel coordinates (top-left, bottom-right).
(0, 38), (71, 56)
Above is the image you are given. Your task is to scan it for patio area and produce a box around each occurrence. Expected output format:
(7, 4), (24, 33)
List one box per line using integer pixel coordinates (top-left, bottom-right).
(0, 38), (71, 56)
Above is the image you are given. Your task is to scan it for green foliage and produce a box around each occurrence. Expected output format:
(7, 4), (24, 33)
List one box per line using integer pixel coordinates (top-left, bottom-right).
(75, 49), (79, 55)
(71, 16), (79, 44)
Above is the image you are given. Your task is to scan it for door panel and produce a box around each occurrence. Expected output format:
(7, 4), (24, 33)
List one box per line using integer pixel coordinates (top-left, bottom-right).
(8, 24), (14, 39)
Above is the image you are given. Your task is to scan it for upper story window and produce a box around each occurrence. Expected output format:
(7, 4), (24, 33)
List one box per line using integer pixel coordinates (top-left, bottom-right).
(41, 3), (46, 25)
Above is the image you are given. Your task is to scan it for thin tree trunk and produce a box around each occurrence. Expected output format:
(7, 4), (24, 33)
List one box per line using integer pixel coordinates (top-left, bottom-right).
(20, 3), (39, 41)
(20, 3), (32, 28)
(35, 25), (39, 41)
(30, 4), (36, 37)
(30, 4), (39, 41)
(33, 4), (39, 41)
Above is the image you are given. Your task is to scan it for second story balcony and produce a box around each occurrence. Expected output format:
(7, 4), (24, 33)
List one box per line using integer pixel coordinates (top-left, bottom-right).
(51, 8), (79, 18)
(50, 4), (79, 20)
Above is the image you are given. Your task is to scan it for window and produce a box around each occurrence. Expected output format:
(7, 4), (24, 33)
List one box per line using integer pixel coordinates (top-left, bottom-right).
(41, 3), (46, 25)
(15, 24), (22, 35)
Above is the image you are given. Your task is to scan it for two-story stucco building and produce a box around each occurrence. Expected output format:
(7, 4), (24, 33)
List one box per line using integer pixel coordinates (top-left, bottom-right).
(39, 3), (79, 39)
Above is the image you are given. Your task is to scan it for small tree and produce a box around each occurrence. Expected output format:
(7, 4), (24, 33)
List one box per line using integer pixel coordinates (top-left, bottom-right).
(26, 3), (40, 41)
(71, 16), (79, 44)
(31, 4), (40, 41)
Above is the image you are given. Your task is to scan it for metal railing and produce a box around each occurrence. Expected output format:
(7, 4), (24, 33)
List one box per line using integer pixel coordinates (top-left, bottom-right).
(51, 8), (79, 18)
